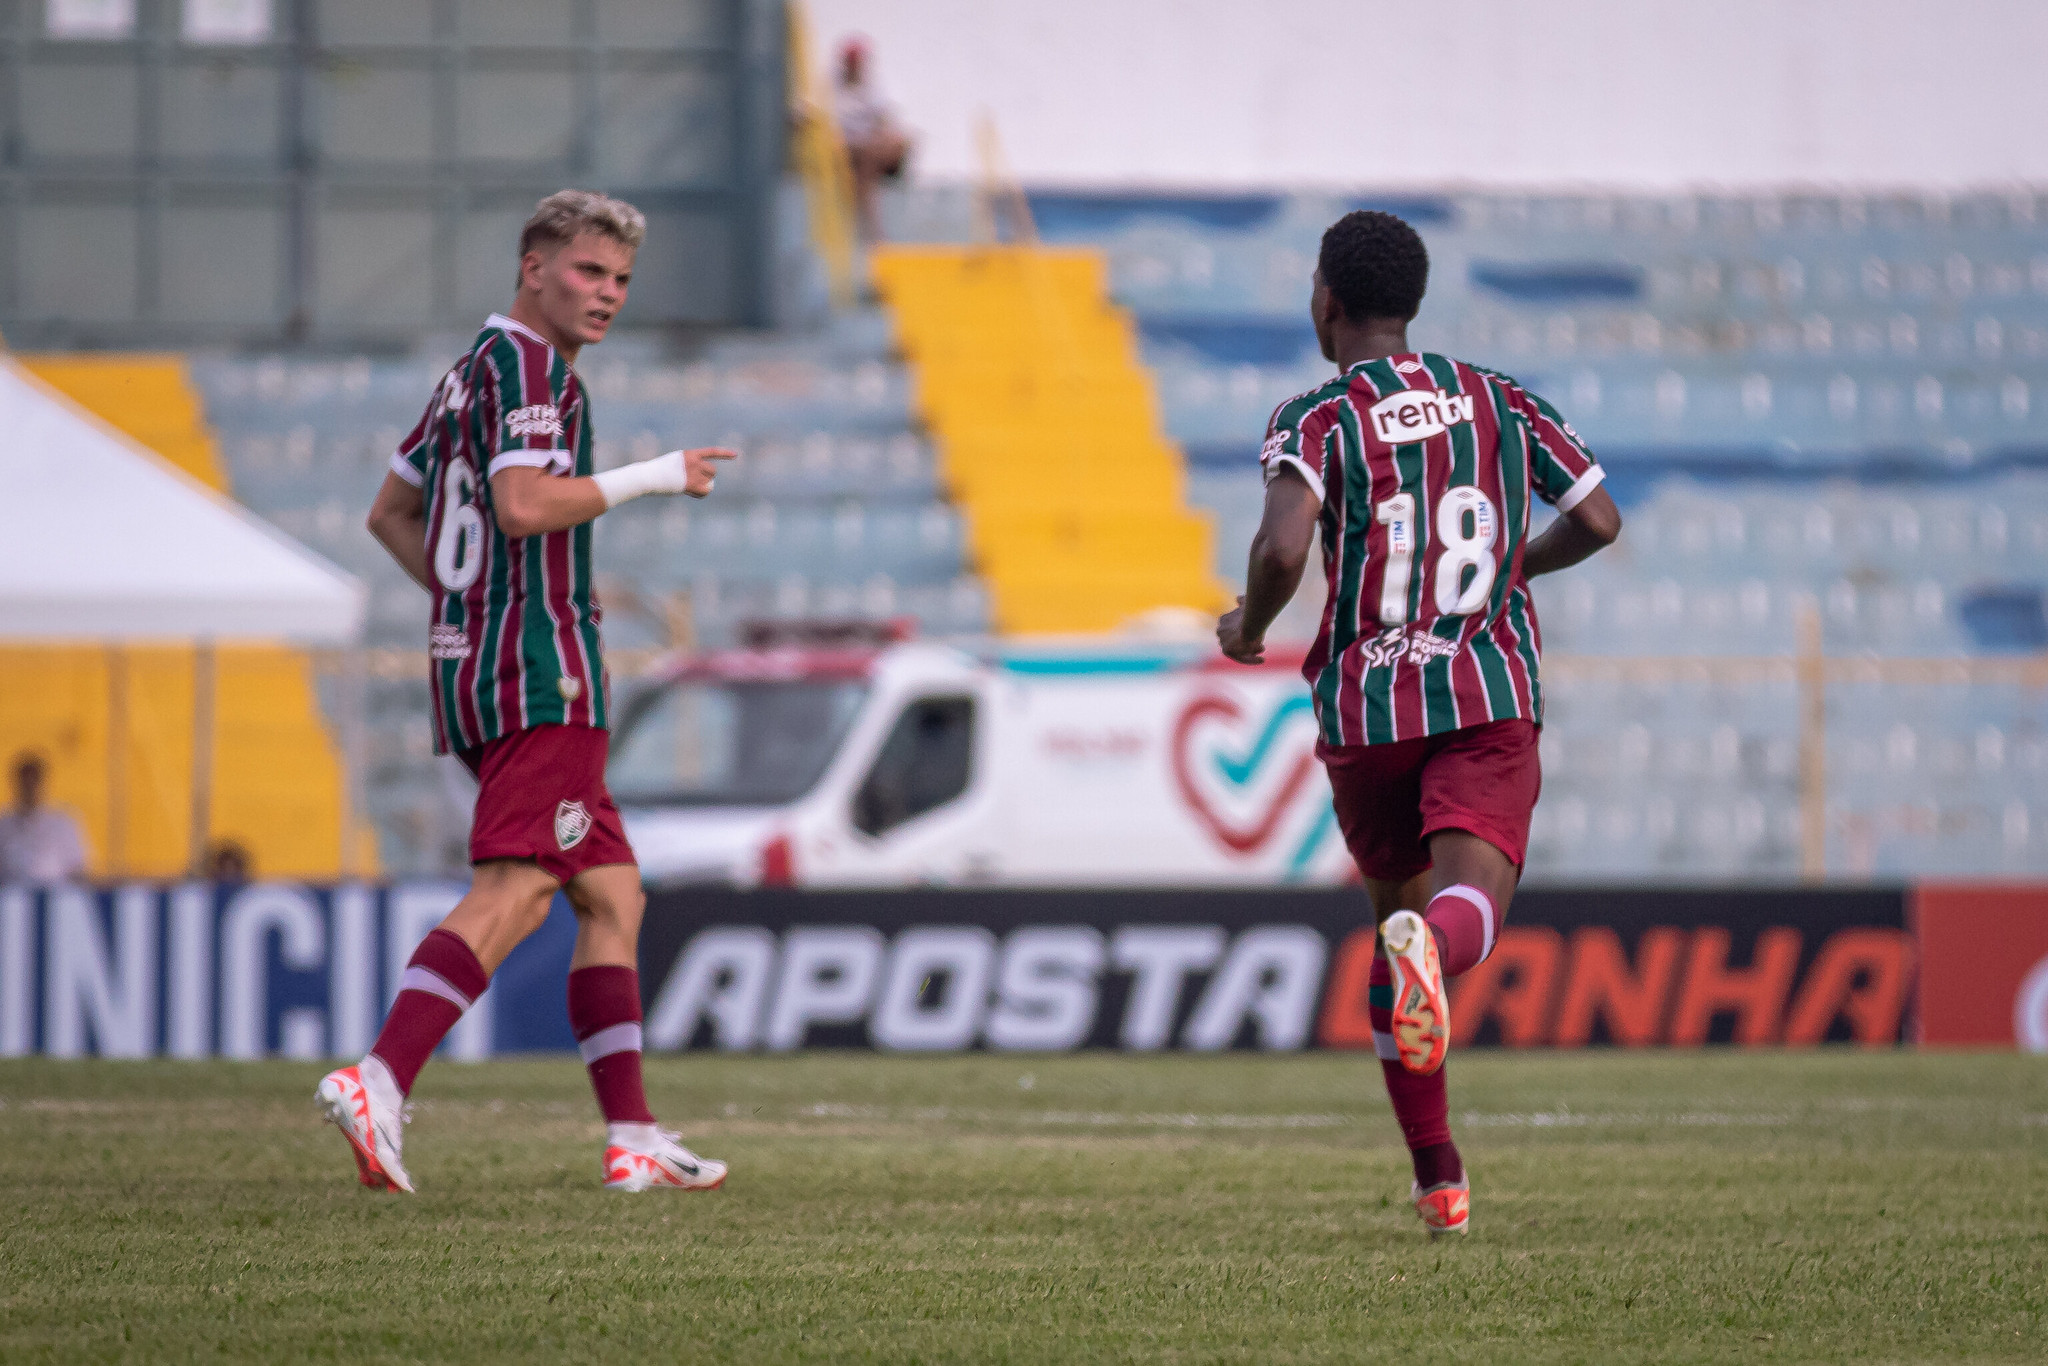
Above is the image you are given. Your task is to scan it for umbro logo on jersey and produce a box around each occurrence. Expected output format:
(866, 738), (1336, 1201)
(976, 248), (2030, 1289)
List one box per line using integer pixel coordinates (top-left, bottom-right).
(1393, 360), (1426, 374)
(1368, 389), (1475, 443)
(555, 799), (592, 851)
(507, 404), (564, 438)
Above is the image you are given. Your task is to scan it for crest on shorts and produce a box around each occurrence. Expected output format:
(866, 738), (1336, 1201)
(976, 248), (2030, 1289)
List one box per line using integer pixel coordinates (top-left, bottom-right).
(554, 799), (592, 851)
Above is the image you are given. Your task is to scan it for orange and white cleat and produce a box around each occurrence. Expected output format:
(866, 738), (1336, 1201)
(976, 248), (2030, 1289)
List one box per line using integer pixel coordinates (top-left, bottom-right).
(1381, 910), (1450, 1075)
(602, 1125), (727, 1193)
(316, 1060), (414, 1194)
(1413, 1176), (1470, 1237)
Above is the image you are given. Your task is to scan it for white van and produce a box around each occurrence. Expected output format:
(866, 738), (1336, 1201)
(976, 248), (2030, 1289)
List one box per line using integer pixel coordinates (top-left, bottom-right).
(611, 633), (1354, 888)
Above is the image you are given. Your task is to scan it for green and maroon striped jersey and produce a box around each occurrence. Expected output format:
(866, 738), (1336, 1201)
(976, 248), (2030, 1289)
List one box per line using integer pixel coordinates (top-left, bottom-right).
(1259, 353), (1605, 747)
(390, 313), (607, 755)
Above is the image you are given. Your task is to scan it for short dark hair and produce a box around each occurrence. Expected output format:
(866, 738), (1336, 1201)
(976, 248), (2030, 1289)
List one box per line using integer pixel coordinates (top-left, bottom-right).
(1318, 210), (1429, 322)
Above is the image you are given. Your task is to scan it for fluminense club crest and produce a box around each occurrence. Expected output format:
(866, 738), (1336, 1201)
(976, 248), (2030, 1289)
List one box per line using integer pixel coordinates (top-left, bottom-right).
(555, 799), (592, 851)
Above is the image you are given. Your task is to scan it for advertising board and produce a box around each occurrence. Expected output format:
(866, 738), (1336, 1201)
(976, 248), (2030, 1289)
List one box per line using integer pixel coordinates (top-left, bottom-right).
(0, 882), (1927, 1058)
(1912, 884), (2048, 1051)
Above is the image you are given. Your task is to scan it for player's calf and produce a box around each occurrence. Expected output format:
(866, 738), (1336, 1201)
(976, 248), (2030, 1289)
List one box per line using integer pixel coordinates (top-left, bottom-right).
(1367, 947), (1468, 1231)
(565, 866), (726, 1191)
(1421, 882), (1500, 978)
(316, 924), (491, 1192)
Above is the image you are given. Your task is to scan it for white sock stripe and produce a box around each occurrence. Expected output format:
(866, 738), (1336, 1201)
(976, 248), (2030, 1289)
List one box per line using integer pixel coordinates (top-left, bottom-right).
(1370, 1029), (1402, 1062)
(1433, 883), (1498, 963)
(579, 1021), (642, 1064)
(399, 964), (474, 1011)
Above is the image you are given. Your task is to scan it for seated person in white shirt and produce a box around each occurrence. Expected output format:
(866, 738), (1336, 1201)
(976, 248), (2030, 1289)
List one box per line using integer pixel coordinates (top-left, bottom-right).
(0, 753), (88, 884)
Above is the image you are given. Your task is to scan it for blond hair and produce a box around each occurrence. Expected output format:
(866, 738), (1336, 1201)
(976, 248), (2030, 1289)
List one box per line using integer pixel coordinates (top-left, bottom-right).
(518, 189), (647, 260)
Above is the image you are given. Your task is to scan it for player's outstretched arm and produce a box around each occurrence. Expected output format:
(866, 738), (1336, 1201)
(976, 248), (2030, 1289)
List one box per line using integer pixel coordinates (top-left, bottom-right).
(1218, 464), (1320, 664)
(1523, 484), (1622, 578)
(491, 446), (736, 539)
(367, 471), (432, 592)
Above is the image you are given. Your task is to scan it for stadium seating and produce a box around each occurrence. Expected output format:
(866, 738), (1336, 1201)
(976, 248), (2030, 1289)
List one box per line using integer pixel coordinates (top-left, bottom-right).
(194, 311), (988, 653)
(192, 309), (992, 872)
(870, 245), (1225, 633)
(174, 186), (2047, 877)
(870, 185), (2048, 877)
(0, 642), (360, 880)
(19, 354), (229, 491)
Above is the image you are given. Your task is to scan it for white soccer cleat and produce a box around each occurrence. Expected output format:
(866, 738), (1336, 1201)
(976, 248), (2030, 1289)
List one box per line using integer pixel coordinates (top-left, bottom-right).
(1382, 909), (1450, 1075)
(603, 1125), (727, 1193)
(316, 1061), (414, 1194)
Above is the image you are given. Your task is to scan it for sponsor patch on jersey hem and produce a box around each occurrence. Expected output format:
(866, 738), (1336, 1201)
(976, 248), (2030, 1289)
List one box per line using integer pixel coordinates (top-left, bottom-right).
(1357, 627), (1463, 670)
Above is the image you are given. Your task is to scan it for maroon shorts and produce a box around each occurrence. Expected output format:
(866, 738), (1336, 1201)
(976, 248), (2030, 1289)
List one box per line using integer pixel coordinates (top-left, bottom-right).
(1319, 718), (1541, 883)
(457, 724), (635, 884)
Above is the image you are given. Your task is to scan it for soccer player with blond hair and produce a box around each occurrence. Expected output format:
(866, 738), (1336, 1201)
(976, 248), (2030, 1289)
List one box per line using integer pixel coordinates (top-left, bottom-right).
(318, 190), (735, 1194)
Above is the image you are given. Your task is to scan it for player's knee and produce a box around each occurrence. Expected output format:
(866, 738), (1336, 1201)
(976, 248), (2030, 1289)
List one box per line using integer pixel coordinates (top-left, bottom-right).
(569, 881), (644, 935)
(470, 861), (560, 940)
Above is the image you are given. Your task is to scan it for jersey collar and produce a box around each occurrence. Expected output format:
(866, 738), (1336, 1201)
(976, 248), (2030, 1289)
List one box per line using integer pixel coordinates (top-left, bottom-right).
(1345, 352), (1421, 375)
(484, 311), (556, 352)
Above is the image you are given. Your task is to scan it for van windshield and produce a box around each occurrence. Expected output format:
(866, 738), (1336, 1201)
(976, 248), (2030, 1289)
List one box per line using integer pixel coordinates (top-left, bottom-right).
(608, 678), (868, 807)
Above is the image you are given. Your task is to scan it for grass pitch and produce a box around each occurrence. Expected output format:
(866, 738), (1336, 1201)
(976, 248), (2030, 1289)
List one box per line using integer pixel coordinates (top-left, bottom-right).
(0, 1052), (2042, 1363)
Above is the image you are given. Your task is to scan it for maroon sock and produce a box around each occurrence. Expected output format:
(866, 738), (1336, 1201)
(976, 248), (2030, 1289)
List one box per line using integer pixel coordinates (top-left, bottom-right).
(567, 965), (655, 1125)
(1423, 883), (1498, 978)
(369, 928), (489, 1096)
(1370, 950), (1462, 1188)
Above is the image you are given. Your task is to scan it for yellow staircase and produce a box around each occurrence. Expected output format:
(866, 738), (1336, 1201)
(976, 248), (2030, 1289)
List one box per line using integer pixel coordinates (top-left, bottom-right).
(871, 246), (1227, 634)
(0, 354), (369, 879)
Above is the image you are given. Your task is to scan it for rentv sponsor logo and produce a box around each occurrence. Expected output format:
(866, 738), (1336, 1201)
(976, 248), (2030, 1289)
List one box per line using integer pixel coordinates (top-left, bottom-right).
(1368, 388), (1474, 443)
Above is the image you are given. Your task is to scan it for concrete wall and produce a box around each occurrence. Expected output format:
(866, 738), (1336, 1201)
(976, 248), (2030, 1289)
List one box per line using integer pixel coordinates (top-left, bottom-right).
(806, 0), (2048, 189)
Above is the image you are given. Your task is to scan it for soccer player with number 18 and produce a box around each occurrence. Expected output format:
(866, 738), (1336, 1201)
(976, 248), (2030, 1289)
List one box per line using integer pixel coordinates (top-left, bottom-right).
(317, 190), (736, 1195)
(1217, 211), (1624, 1236)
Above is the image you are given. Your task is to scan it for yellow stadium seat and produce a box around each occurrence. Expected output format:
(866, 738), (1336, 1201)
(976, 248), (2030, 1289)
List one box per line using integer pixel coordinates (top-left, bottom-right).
(18, 353), (229, 492)
(873, 244), (1228, 634)
(0, 644), (371, 881)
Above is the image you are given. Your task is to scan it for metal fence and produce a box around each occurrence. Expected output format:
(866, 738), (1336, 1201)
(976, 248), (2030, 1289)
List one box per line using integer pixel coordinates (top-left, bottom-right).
(0, 0), (786, 347)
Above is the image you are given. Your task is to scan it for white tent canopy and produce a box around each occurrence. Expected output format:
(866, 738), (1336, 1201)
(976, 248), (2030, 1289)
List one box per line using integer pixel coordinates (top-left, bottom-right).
(0, 358), (365, 644)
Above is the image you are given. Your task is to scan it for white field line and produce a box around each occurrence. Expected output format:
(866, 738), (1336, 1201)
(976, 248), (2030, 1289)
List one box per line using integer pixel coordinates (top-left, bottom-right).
(1459, 1109), (1793, 1128)
(784, 1102), (1823, 1131)
(794, 1102), (1355, 1129)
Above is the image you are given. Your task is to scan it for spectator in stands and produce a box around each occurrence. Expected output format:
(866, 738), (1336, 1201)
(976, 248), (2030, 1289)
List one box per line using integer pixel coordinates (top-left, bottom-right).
(0, 753), (88, 884)
(836, 36), (911, 242)
(206, 839), (252, 884)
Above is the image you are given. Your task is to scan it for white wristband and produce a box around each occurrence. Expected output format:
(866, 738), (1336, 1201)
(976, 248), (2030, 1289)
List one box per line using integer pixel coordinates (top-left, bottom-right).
(591, 450), (691, 509)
